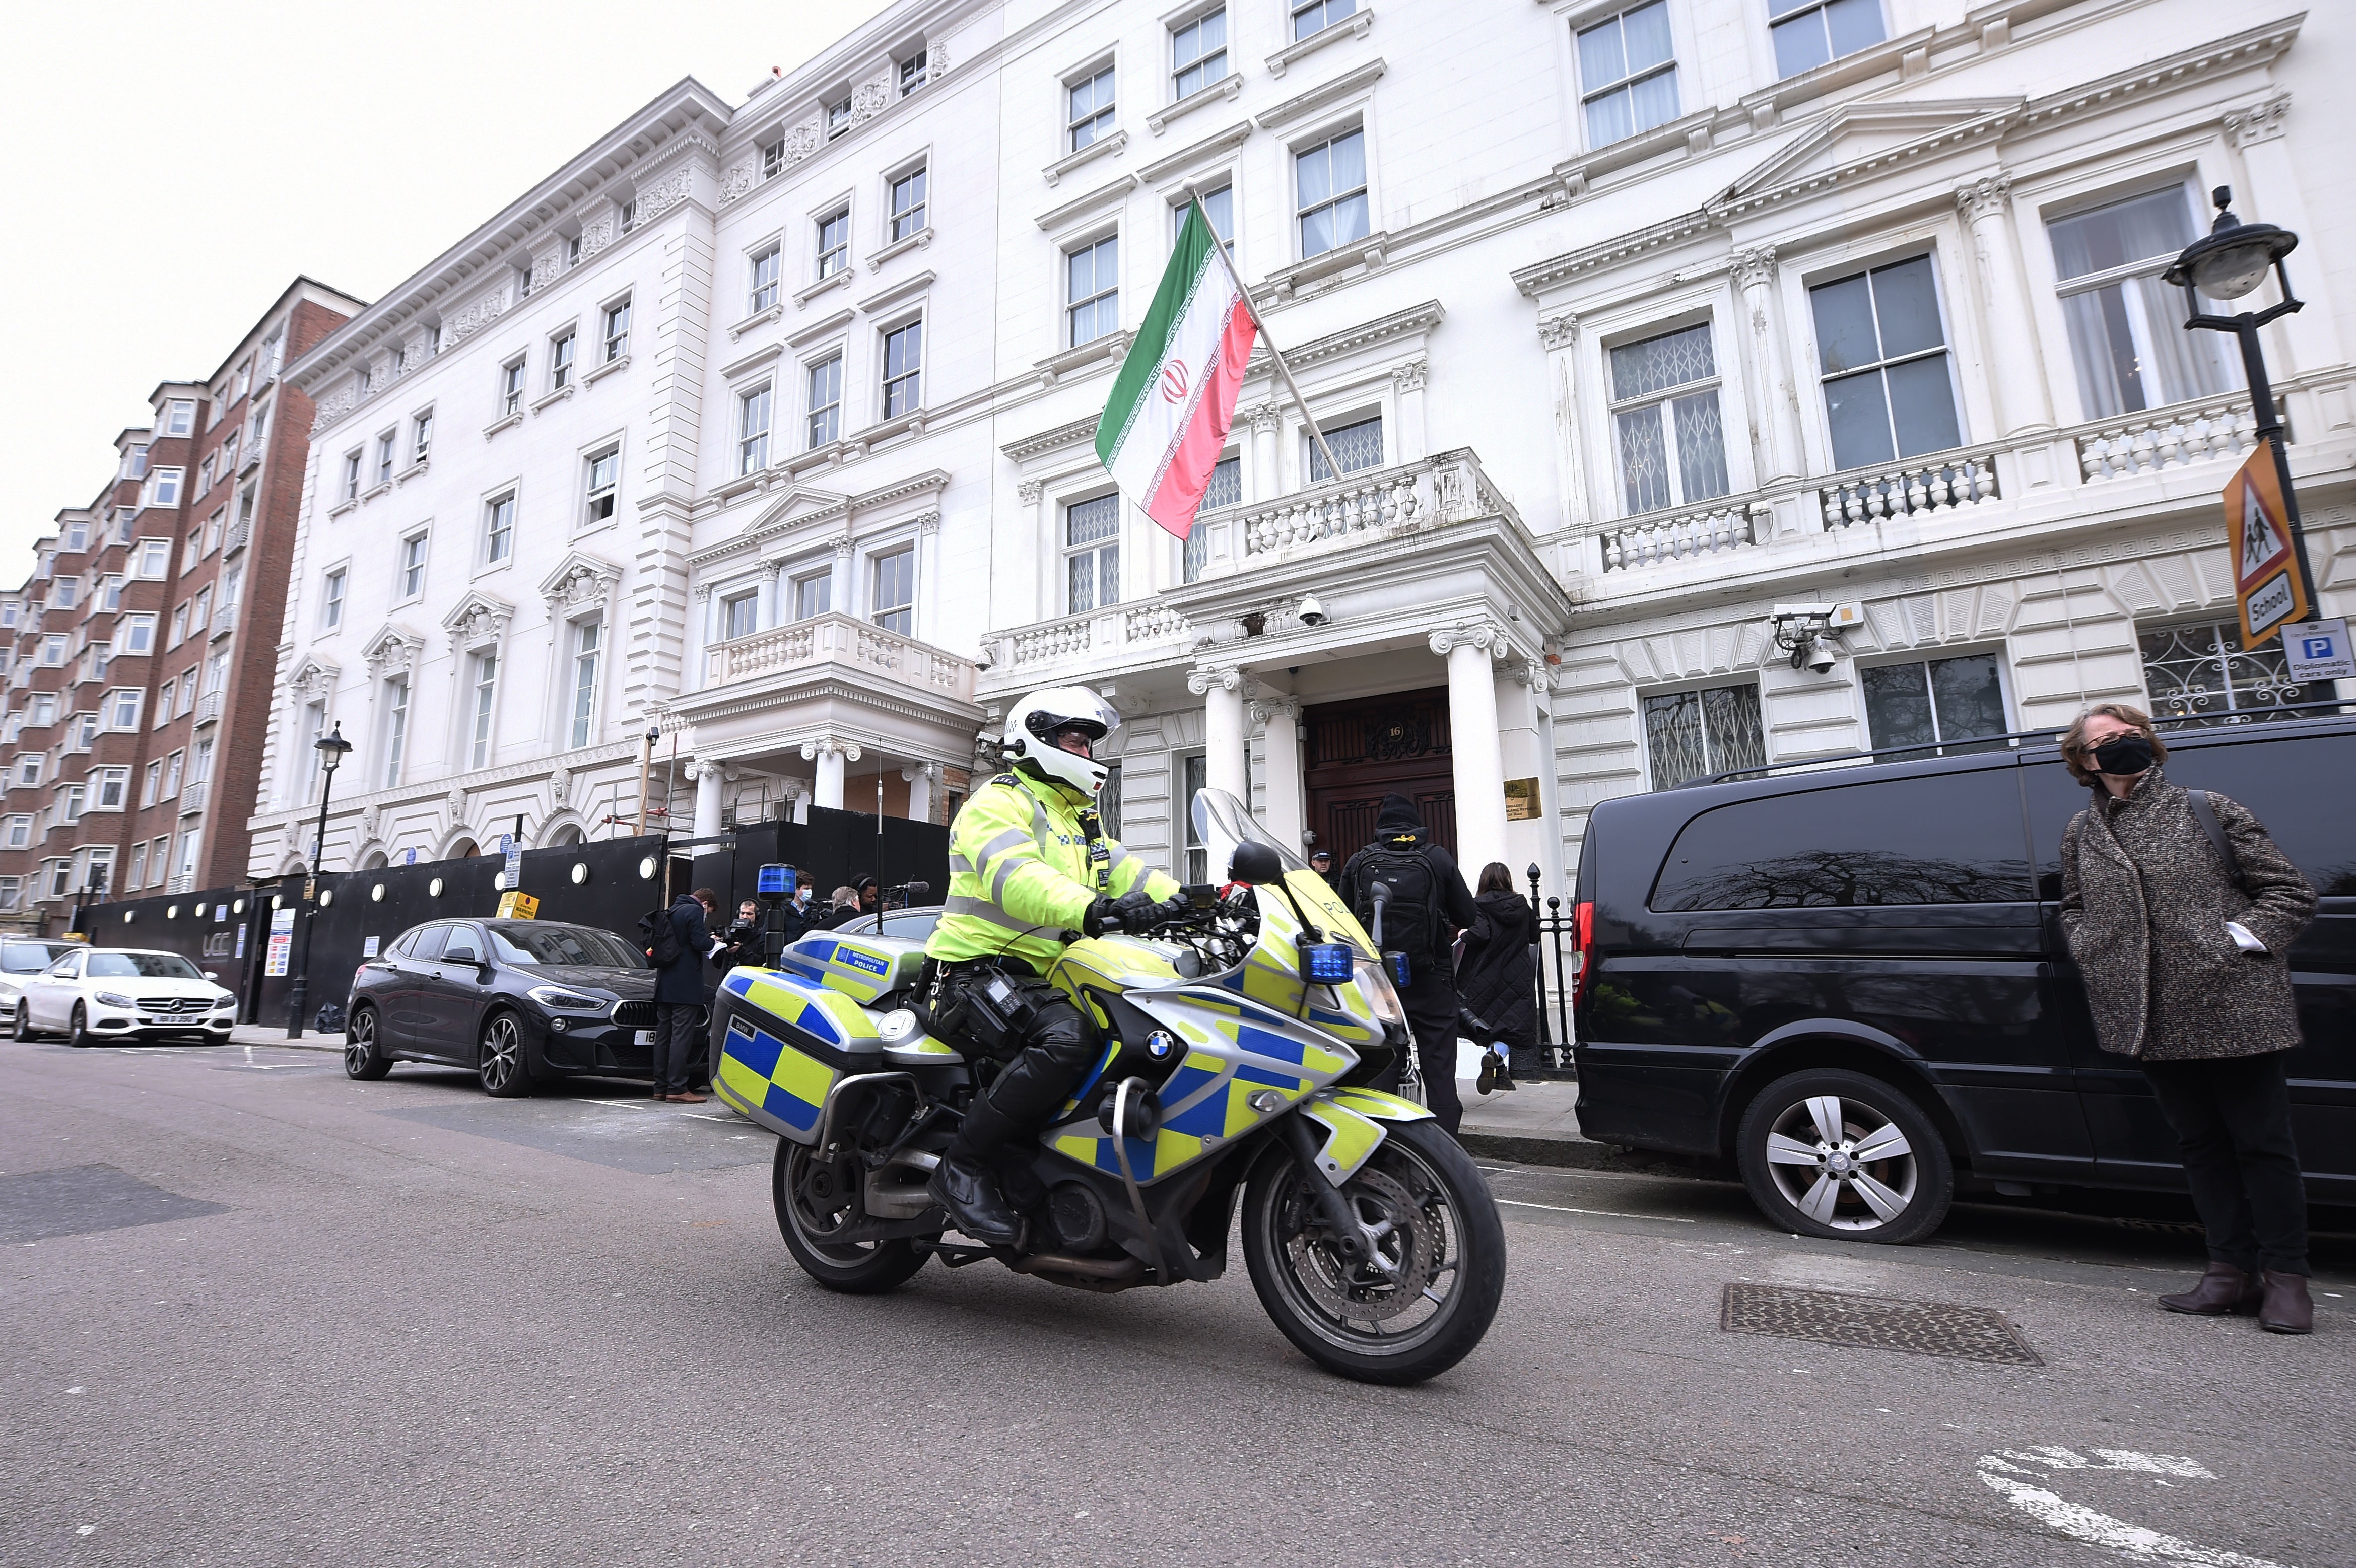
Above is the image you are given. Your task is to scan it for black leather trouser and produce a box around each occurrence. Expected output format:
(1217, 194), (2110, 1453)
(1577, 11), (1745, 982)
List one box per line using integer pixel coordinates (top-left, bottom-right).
(933, 963), (1097, 1155)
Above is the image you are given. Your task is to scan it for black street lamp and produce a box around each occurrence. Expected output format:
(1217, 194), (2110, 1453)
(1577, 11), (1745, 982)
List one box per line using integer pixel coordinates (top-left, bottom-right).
(286, 721), (353, 1039)
(2163, 186), (2328, 684)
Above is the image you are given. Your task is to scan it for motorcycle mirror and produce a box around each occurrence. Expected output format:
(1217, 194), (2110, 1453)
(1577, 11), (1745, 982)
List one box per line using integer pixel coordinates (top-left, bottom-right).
(1227, 841), (1285, 885)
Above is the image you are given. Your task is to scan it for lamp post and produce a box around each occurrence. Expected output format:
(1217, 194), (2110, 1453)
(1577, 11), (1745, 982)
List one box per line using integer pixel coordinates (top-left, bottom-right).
(286, 721), (353, 1039)
(2163, 186), (2330, 691)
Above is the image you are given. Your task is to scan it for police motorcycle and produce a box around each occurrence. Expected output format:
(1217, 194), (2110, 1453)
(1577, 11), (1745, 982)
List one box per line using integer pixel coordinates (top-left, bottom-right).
(711, 789), (1505, 1385)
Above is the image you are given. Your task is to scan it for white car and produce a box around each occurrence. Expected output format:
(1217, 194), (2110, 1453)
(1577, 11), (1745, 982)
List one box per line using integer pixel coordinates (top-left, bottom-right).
(13, 946), (237, 1047)
(0, 938), (83, 1028)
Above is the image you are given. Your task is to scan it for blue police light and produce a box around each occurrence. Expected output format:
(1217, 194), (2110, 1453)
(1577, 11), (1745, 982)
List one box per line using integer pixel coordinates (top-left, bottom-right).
(1301, 942), (1354, 984)
(1387, 951), (1412, 986)
(757, 864), (792, 897)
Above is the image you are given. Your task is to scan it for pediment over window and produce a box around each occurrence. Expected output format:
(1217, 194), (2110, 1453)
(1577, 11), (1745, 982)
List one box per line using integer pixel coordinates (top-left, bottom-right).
(1719, 98), (2021, 207)
(538, 551), (625, 616)
(287, 654), (341, 701)
(746, 485), (853, 534)
(440, 589), (517, 651)
(360, 622), (428, 678)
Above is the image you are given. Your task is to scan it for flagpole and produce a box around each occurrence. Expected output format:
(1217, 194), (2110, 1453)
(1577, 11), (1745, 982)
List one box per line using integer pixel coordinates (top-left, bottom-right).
(1185, 185), (1347, 487)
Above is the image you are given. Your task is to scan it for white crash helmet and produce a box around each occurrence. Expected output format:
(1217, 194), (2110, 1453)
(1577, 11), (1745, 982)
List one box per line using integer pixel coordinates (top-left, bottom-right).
(1001, 686), (1121, 798)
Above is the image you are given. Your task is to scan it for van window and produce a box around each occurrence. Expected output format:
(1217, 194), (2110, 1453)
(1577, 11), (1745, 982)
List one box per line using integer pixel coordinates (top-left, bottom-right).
(1651, 771), (2031, 910)
(2030, 731), (2356, 898)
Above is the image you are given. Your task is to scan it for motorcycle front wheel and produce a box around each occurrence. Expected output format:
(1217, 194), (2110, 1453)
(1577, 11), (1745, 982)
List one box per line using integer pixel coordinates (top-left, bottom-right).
(772, 1140), (931, 1294)
(1241, 1118), (1504, 1385)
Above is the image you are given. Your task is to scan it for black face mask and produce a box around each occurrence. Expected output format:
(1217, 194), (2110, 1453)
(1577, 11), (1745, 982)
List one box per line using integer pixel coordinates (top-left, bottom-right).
(2092, 735), (2155, 776)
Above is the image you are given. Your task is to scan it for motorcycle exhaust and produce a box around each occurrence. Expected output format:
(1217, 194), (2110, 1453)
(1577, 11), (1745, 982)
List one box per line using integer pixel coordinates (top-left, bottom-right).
(1008, 1252), (1146, 1293)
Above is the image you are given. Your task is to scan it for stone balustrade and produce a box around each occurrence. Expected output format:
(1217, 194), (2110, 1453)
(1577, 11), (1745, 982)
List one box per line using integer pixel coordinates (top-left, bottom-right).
(2075, 395), (2261, 480)
(1004, 600), (1195, 672)
(704, 612), (975, 699)
(1185, 448), (1519, 583)
(1820, 449), (2002, 529)
(1601, 503), (1766, 571)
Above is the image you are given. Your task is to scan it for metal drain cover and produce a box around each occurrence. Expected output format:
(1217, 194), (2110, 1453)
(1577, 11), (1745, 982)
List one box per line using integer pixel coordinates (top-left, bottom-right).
(1721, 1282), (2041, 1366)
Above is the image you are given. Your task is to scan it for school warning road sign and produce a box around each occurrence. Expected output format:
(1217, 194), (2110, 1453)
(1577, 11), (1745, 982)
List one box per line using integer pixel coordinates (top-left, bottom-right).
(2227, 440), (2308, 649)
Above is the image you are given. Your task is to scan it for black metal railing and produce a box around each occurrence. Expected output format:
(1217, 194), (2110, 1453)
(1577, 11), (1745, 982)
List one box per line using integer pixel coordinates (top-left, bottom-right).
(1521, 866), (1576, 1076)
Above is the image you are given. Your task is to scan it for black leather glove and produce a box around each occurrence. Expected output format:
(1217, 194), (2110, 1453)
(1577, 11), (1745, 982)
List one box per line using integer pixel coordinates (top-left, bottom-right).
(1081, 896), (1123, 938)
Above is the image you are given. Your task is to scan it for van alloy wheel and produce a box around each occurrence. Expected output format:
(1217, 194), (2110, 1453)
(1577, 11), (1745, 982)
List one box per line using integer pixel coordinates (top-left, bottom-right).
(1735, 1068), (1953, 1245)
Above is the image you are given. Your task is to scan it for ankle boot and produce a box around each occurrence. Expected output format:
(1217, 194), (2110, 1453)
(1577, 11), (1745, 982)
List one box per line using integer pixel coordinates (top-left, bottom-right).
(2158, 1262), (2261, 1316)
(2258, 1271), (2314, 1335)
(926, 1095), (1023, 1247)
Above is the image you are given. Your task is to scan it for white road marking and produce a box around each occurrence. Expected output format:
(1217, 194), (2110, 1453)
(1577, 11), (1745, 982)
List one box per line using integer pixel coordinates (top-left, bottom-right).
(680, 1113), (728, 1122)
(1495, 1197), (1695, 1223)
(585, 1100), (654, 1111)
(1977, 1449), (2291, 1567)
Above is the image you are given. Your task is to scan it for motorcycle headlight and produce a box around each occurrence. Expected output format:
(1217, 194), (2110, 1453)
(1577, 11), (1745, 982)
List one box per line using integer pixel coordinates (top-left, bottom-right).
(527, 986), (608, 1014)
(1352, 958), (1405, 1028)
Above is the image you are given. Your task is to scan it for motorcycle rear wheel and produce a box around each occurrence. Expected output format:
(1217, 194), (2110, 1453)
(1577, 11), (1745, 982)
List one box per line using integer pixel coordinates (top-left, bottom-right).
(1241, 1118), (1504, 1385)
(772, 1140), (931, 1293)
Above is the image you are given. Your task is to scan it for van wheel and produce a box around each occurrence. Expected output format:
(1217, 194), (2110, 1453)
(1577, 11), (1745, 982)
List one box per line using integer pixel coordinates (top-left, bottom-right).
(1736, 1068), (1952, 1245)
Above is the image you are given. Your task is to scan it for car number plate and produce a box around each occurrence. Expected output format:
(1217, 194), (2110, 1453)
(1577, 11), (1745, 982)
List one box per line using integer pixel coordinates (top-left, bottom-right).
(634, 1029), (655, 1046)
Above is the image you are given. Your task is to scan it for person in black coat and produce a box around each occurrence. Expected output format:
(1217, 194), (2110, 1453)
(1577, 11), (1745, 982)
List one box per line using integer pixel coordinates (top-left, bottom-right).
(652, 888), (716, 1103)
(1457, 862), (1536, 1094)
(1338, 793), (1478, 1134)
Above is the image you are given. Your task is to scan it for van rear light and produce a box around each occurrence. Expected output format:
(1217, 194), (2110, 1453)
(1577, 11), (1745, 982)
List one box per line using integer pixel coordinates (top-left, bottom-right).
(1571, 901), (1595, 1007)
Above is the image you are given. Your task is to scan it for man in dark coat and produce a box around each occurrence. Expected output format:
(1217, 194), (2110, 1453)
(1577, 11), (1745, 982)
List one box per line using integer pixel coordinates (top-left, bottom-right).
(652, 888), (717, 1103)
(1339, 794), (1477, 1134)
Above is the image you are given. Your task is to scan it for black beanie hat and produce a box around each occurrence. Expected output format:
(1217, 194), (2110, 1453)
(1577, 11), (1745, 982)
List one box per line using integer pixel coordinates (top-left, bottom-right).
(1375, 793), (1423, 835)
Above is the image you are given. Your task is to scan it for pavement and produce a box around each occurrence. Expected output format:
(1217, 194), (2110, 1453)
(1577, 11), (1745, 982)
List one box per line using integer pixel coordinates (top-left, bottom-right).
(5, 1035), (2350, 1567)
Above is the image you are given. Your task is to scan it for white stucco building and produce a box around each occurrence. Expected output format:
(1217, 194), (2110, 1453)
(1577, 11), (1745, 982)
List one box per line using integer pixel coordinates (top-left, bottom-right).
(253, 0), (2354, 892)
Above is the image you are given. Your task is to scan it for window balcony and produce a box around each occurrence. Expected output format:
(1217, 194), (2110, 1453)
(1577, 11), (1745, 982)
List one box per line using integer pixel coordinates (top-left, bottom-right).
(193, 690), (222, 727)
(178, 781), (208, 816)
(223, 518), (252, 556)
(1565, 372), (2351, 592)
(701, 611), (975, 701)
(1181, 447), (1524, 584)
(209, 598), (240, 640)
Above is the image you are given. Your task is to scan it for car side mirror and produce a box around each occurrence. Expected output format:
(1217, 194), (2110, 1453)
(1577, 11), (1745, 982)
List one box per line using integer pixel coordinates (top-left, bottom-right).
(1227, 841), (1285, 885)
(203, 970), (218, 981)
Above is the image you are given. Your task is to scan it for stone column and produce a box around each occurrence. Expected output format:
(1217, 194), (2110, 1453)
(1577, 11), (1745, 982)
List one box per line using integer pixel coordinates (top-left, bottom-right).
(903, 762), (935, 825)
(1188, 665), (1248, 800)
(1433, 625), (1509, 877)
(1536, 314), (1590, 528)
(1390, 360), (1429, 463)
(691, 762), (724, 841)
(2226, 95), (2344, 376)
(828, 533), (856, 624)
(690, 583), (713, 691)
(1016, 481), (1047, 625)
(1245, 404), (1281, 504)
(1251, 697), (1305, 854)
(1732, 249), (1809, 482)
(802, 739), (859, 811)
(1954, 177), (2054, 435)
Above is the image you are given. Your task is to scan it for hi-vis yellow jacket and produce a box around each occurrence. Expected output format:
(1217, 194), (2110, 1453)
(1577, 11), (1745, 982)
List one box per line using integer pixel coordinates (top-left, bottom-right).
(924, 769), (1180, 970)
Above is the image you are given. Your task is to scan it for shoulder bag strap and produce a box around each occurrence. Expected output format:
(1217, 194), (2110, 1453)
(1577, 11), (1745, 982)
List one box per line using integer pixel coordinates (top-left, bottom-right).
(2183, 789), (2248, 893)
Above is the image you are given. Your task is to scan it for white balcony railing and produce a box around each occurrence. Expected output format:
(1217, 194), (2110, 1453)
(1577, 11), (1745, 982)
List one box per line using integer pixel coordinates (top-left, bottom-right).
(223, 519), (252, 556)
(704, 612), (976, 700)
(177, 781), (208, 816)
(2074, 394), (2261, 481)
(1602, 502), (1769, 571)
(193, 690), (222, 727)
(1183, 448), (1520, 582)
(1820, 448), (2002, 529)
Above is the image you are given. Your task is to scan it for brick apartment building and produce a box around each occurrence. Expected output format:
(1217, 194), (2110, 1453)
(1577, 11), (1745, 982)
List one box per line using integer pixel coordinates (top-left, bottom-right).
(0, 279), (362, 934)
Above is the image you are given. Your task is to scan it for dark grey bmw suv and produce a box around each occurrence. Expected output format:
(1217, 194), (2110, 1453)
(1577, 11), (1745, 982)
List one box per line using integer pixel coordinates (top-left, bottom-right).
(343, 918), (659, 1097)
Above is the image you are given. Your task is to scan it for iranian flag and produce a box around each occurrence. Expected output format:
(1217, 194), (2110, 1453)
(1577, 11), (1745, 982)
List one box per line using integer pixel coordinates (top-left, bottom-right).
(1096, 201), (1257, 539)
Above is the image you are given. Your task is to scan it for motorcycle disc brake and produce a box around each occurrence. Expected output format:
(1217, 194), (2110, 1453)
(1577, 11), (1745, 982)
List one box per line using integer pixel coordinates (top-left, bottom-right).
(1285, 1166), (1434, 1323)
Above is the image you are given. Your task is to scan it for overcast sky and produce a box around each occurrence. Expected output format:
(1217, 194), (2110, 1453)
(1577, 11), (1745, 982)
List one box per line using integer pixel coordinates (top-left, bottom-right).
(0, 0), (894, 576)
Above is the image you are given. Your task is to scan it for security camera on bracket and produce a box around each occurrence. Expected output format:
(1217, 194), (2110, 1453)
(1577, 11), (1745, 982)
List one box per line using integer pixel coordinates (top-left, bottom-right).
(1769, 602), (1858, 674)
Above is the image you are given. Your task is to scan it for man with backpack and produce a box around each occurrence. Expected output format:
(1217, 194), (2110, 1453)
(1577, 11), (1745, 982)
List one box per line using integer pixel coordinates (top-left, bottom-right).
(643, 886), (718, 1103)
(1339, 793), (1478, 1135)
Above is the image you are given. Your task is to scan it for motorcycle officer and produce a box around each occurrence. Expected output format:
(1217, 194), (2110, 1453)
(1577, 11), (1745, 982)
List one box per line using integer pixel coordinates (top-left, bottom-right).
(923, 687), (1182, 1245)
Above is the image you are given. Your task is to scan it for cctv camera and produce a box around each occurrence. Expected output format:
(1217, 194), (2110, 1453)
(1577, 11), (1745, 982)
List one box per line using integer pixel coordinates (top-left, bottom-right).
(1298, 594), (1329, 627)
(1804, 636), (1838, 675)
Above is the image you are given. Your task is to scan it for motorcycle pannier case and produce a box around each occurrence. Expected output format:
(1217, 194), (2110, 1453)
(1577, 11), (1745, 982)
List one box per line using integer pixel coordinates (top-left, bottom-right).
(710, 968), (884, 1144)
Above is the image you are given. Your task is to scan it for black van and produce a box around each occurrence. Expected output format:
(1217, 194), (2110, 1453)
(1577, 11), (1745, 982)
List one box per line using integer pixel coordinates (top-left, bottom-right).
(1569, 709), (2355, 1244)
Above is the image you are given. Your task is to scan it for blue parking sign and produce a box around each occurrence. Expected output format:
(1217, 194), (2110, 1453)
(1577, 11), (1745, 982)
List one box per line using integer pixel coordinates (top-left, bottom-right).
(2282, 619), (2352, 682)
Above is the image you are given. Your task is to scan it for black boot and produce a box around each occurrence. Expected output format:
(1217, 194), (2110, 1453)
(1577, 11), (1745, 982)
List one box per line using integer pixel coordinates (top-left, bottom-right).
(927, 1094), (1023, 1246)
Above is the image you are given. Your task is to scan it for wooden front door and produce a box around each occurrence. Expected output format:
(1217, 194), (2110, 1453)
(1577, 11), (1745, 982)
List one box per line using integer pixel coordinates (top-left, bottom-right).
(1302, 686), (1456, 866)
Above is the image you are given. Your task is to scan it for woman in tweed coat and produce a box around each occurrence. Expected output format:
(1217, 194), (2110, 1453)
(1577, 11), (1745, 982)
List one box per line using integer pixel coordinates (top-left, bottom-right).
(2058, 704), (2318, 1333)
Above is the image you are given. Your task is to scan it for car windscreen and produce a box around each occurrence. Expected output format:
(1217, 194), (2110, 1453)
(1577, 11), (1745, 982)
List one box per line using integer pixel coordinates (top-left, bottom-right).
(1, 942), (66, 974)
(488, 924), (645, 968)
(85, 952), (206, 980)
